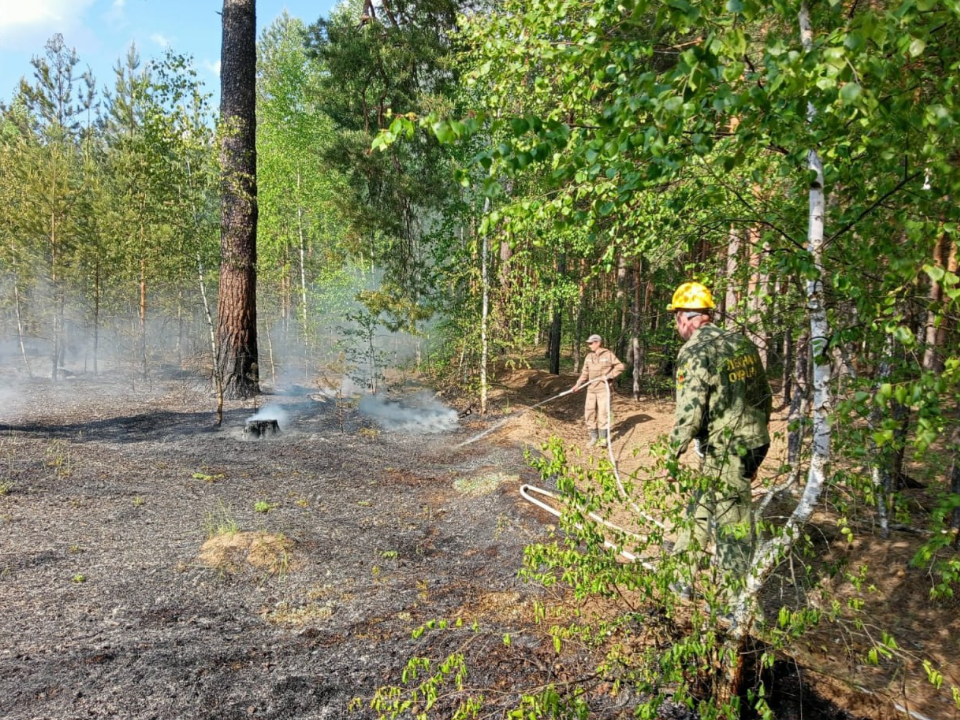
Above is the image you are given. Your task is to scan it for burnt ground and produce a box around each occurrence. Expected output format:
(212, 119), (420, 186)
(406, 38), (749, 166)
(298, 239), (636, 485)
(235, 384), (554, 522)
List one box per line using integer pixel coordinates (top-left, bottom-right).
(0, 367), (957, 719)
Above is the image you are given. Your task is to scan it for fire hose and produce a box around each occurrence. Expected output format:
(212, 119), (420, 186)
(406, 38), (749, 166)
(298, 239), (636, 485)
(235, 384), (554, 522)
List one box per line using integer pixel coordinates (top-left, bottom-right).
(518, 483), (656, 569)
(457, 376), (667, 562)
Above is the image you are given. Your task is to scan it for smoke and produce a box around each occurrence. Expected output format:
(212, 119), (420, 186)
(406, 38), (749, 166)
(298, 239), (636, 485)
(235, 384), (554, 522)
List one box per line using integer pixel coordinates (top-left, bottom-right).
(247, 403), (290, 429)
(0, 382), (21, 420)
(358, 392), (458, 434)
(340, 377), (365, 397)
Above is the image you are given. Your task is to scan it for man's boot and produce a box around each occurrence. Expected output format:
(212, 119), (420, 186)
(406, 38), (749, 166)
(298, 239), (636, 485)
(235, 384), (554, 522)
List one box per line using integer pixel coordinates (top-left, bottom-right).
(597, 429), (609, 448)
(587, 429), (599, 447)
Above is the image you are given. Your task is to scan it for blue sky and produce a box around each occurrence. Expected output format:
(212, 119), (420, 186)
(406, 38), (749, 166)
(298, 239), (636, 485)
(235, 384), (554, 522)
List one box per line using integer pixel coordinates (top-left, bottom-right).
(0, 0), (341, 105)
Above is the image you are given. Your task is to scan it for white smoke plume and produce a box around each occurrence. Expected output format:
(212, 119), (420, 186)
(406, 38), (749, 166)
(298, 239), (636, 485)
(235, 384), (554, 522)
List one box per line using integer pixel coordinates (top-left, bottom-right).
(340, 377), (365, 398)
(358, 392), (458, 434)
(247, 403), (290, 429)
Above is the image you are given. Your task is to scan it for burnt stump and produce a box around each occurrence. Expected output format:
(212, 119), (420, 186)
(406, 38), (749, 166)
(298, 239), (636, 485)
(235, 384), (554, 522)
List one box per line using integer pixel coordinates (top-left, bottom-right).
(244, 418), (281, 438)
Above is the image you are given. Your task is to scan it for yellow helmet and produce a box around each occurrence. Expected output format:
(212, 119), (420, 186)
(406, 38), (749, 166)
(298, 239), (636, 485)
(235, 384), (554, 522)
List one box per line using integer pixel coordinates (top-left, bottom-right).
(667, 282), (715, 312)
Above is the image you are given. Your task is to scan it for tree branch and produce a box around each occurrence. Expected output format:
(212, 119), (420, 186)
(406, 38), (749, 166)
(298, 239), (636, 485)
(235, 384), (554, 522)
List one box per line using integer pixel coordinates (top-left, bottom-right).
(824, 170), (923, 248)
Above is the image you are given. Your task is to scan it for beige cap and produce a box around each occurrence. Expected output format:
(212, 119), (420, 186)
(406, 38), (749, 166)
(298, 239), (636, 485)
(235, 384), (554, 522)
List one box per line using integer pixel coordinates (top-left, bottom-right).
(587, 334), (602, 344)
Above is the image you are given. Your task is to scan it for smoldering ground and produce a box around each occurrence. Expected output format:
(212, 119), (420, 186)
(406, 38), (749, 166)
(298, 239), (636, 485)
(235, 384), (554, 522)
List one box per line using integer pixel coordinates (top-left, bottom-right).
(0, 363), (898, 720)
(0, 370), (559, 720)
(357, 392), (459, 434)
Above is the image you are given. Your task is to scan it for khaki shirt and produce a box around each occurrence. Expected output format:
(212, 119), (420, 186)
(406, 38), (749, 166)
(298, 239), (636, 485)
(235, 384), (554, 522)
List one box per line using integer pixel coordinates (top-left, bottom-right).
(577, 348), (624, 390)
(670, 324), (772, 456)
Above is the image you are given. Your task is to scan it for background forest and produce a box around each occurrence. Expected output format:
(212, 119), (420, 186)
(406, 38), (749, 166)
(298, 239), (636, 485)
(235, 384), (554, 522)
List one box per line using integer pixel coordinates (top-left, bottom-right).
(2, 0), (960, 717)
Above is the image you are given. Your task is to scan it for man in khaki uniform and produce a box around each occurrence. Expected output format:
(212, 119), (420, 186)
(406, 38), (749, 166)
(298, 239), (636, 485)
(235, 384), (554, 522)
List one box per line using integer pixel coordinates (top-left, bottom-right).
(572, 334), (624, 448)
(667, 282), (772, 591)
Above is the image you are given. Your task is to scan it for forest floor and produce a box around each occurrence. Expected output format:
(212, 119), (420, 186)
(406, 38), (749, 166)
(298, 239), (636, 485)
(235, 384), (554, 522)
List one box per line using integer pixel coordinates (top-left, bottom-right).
(0, 362), (957, 719)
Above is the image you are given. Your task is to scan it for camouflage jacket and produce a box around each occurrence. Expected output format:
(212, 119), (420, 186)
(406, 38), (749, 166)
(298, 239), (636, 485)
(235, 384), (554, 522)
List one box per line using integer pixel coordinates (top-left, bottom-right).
(669, 323), (772, 456)
(577, 348), (624, 390)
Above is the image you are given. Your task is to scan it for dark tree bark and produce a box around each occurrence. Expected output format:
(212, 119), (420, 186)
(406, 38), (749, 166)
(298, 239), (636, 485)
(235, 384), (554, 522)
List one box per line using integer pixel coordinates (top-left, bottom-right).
(949, 429), (960, 541)
(548, 253), (566, 375)
(573, 268), (584, 372)
(217, 0), (260, 398)
(616, 251), (629, 362)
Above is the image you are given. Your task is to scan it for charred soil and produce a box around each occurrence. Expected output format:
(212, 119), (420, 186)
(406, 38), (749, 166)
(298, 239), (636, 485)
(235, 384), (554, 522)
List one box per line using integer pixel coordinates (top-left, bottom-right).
(0, 367), (957, 719)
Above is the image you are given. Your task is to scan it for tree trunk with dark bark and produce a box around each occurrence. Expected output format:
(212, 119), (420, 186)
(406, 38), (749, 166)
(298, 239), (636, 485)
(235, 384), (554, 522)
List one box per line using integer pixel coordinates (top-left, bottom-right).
(548, 253), (565, 375)
(217, 0), (260, 399)
(616, 251), (629, 362)
(949, 429), (960, 541)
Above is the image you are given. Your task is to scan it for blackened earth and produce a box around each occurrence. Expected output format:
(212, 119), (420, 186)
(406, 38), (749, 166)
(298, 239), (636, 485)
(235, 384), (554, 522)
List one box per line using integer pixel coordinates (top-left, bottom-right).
(0, 371), (875, 719)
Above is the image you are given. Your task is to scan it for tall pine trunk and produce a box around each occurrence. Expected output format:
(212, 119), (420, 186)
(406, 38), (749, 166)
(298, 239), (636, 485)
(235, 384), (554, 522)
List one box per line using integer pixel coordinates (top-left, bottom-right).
(50, 210), (62, 381)
(631, 258), (643, 400)
(723, 226), (740, 320)
(139, 253), (147, 379)
(92, 258), (100, 375)
(296, 165), (309, 340)
(217, 0), (260, 399)
(480, 198), (491, 414)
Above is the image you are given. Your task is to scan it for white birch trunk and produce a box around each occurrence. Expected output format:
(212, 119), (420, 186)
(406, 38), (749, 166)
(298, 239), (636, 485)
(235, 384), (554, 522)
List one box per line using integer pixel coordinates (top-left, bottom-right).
(197, 250), (218, 373)
(729, 2), (834, 634)
(870, 335), (894, 538)
(14, 274), (32, 377)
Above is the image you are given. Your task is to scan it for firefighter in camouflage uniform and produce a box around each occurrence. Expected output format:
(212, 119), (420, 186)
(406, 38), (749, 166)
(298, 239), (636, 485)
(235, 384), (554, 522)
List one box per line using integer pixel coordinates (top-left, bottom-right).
(667, 282), (772, 589)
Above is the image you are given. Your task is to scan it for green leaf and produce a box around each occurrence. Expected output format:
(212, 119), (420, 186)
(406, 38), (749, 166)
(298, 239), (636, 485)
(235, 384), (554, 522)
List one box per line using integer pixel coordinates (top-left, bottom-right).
(925, 264), (946, 283)
(663, 96), (684, 113)
(432, 120), (455, 144)
(892, 324), (914, 346)
(839, 82), (862, 105)
(843, 30), (867, 52)
(873, 428), (894, 446)
(509, 117), (529, 135)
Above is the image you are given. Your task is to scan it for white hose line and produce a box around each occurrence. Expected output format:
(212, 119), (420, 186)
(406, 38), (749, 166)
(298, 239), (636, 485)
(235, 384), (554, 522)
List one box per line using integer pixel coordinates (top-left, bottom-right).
(518, 374), (668, 556)
(454, 369), (668, 547)
(520, 484), (656, 569)
(455, 376), (605, 449)
(600, 378), (668, 531)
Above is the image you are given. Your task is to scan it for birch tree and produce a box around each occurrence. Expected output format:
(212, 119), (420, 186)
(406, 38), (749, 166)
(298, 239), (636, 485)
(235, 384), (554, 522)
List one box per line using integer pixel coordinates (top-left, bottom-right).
(373, 0), (960, 713)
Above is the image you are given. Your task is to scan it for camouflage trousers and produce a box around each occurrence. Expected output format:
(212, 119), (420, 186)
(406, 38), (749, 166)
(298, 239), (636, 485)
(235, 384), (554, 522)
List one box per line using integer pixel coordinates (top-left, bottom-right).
(672, 444), (769, 580)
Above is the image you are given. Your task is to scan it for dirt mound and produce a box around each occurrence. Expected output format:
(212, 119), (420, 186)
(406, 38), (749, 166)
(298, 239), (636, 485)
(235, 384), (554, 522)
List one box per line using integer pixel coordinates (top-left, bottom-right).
(198, 531), (295, 575)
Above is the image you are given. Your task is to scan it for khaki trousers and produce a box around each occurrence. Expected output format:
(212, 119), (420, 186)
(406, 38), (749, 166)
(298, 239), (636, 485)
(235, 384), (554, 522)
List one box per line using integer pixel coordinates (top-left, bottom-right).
(584, 386), (611, 431)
